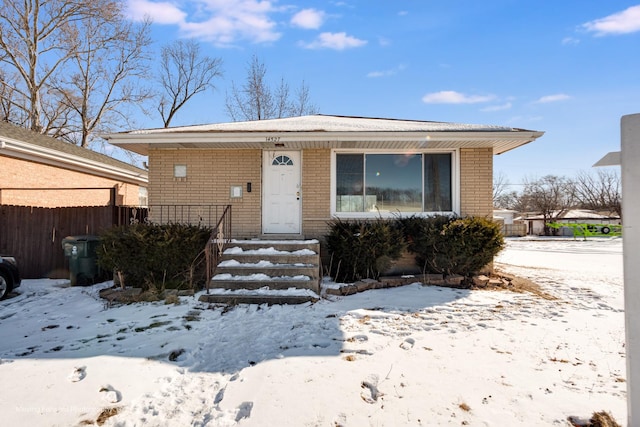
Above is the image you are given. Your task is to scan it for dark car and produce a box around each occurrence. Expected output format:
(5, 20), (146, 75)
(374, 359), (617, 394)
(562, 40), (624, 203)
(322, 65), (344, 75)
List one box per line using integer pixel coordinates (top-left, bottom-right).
(0, 256), (21, 299)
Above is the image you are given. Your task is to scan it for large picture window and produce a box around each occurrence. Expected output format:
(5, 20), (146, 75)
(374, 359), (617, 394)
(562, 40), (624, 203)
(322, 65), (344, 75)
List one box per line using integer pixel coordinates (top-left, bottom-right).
(335, 152), (453, 214)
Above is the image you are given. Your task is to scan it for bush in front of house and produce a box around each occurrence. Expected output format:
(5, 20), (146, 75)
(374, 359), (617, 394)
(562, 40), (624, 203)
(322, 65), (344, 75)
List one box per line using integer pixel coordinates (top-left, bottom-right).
(96, 223), (212, 292)
(326, 218), (406, 283)
(400, 215), (504, 277)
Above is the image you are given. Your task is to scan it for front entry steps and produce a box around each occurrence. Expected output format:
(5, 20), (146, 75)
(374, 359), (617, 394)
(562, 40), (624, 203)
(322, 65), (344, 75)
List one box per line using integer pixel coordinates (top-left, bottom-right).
(198, 240), (321, 305)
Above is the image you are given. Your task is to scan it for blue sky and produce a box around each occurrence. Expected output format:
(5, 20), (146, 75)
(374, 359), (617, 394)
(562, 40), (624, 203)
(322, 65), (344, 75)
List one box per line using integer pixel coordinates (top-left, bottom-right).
(124, 0), (640, 187)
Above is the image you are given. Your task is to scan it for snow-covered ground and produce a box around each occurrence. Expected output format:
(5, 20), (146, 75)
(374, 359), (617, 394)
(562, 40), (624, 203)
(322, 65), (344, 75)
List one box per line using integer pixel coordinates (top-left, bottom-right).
(0, 237), (626, 426)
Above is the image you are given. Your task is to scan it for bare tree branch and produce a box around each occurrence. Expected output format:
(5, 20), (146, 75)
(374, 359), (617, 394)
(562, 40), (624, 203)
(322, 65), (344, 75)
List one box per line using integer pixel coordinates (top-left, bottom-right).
(46, 9), (152, 147)
(157, 39), (223, 128)
(0, 0), (105, 132)
(519, 175), (576, 235)
(573, 169), (621, 218)
(225, 54), (318, 121)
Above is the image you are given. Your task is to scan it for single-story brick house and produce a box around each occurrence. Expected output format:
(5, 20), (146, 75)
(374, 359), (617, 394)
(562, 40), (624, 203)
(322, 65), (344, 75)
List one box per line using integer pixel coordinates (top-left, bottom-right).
(0, 120), (148, 207)
(106, 114), (543, 240)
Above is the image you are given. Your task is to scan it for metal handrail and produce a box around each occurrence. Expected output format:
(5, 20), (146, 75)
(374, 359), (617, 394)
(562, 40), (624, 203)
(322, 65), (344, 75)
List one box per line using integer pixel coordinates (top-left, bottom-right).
(205, 205), (232, 293)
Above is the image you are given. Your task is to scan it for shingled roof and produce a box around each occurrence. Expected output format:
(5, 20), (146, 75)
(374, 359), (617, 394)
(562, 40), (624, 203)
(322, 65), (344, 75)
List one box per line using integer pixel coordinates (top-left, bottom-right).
(0, 120), (145, 175)
(107, 114), (544, 156)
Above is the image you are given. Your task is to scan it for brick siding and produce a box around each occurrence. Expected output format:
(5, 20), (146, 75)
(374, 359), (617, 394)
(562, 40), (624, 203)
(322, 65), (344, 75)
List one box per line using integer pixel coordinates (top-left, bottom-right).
(459, 147), (493, 217)
(148, 148), (262, 238)
(301, 149), (332, 239)
(149, 147), (495, 239)
(0, 156), (142, 207)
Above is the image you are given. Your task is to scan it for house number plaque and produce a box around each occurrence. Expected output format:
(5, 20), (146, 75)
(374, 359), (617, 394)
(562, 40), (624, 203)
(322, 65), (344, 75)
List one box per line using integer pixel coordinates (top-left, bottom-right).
(265, 136), (281, 142)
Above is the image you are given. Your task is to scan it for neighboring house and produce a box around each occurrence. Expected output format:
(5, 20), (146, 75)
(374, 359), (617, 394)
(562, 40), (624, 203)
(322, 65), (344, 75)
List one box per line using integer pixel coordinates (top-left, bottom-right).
(0, 120), (149, 279)
(107, 114), (543, 239)
(520, 209), (621, 236)
(0, 120), (148, 207)
(493, 209), (526, 237)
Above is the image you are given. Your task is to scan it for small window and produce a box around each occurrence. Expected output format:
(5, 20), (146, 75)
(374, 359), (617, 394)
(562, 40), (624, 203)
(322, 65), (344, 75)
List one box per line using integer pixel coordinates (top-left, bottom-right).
(272, 155), (293, 166)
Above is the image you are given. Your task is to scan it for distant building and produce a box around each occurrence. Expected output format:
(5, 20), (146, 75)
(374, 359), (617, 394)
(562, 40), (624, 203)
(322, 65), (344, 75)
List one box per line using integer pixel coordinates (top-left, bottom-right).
(519, 209), (621, 236)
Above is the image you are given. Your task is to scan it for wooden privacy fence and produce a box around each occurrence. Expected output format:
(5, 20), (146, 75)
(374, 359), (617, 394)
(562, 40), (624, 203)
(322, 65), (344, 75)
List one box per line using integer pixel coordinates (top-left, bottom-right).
(0, 204), (230, 279)
(0, 205), (121, 279)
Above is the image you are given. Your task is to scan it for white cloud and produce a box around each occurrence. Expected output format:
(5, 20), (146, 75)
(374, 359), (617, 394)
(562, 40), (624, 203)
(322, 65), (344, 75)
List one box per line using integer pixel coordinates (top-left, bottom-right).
(300, 32), (367, 50)
(291, 8), (325, 29)
(125, 0), (282, 46)
(534, 94), (571, 104)
(378, 36), (391, 47)
(366, 64), (406, 78)
(398, 10), (408, 16)
(126, 0), (186, 24)
(583, 5), (640, 36)
(422, 90), (495, 104)
(562, 37), (580, 45)
(481, 102), (512, 112)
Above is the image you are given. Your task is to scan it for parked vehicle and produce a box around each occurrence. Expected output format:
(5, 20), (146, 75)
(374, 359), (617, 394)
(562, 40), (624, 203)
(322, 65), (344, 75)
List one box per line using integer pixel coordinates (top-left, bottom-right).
(0, 256), (21, 299)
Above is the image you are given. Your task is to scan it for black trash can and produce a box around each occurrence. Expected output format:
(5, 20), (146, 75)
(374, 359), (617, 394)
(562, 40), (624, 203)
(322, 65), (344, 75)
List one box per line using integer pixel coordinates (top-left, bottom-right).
(62, 235), (103, 286)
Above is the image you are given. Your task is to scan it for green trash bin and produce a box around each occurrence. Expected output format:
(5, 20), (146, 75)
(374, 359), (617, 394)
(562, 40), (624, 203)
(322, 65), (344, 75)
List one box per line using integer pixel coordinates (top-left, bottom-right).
(62, 235), (103, 286)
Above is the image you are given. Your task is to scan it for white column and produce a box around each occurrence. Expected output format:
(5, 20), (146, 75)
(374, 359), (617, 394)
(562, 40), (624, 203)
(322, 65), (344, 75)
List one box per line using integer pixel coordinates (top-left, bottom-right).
(622, 113), (640, 426)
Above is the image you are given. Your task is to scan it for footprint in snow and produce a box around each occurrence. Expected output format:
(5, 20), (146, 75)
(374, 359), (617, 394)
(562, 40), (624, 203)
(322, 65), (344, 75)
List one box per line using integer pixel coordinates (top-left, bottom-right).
(68, 366), (86, 382)
(400, 338), (415, 350)
(235, 401), (253, 421)
(99, 384), (122, 403)
(360, 374), (381, 404)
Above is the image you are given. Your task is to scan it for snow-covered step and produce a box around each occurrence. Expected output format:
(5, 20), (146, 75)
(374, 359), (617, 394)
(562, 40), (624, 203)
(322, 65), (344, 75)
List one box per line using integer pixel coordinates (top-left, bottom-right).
(202, 240), (322, 302)
(210, 274), (315, 291)
(215, 260), (319, 280)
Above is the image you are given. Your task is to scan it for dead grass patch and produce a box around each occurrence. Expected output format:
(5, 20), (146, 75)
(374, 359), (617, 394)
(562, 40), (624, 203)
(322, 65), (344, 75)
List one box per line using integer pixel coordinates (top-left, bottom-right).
(96, 406), (123, 426)
(568, 411), (621, 427)
(490, 269), (557, 300)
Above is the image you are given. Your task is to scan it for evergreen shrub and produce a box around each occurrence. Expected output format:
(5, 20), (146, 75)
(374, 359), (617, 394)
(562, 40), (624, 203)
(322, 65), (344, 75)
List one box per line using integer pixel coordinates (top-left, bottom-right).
(400, 215), (504, 277)
(96, 223), (212, 291)
(326, 218), (405, 283)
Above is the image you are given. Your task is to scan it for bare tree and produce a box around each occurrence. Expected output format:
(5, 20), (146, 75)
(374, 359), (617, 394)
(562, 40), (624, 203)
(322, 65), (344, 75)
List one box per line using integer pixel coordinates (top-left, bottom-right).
(157, 40), (223, 128)
(48, 13), (152, 147)
(0, 0), (151, 148)
(225, 54), (318, 121)
(492, 171), (517, 209)
(0, 69), (28, 125)
(519, 175), (576, 235)
(573, 169), (621, 218)
(0, 0), (105, 131)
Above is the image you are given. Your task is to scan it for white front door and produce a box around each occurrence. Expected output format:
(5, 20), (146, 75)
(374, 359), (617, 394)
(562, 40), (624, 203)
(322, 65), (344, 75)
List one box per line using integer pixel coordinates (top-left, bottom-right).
(262, 151), (301, 234)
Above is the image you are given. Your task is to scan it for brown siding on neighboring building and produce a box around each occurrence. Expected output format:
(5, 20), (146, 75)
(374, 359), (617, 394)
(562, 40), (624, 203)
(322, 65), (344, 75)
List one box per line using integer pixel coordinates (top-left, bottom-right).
(0, 156), (142, 207)
(148, 148), (262, 238)
(459, 147), (493, 218)
(301, 149), (332, 239)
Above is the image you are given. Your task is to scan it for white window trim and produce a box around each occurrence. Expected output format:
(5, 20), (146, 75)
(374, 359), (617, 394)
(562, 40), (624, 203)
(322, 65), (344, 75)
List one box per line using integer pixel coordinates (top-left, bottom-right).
(330, 148), (460, 219)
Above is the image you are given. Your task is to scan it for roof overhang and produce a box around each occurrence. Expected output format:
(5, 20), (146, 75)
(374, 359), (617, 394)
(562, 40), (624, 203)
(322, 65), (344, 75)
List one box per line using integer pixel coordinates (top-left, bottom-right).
(106, 130), (544, 156)
(0, 137), (148, 186)
(594, 151), (621, 167)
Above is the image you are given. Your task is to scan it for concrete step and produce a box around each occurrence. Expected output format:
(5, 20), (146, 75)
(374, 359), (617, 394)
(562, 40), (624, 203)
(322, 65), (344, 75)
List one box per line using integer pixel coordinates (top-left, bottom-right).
(215, 263), (320, 280)
(210, 239), (322, 300)
(198, 293), (318, 305)
(219, 253), (318, 265)
(224, 240), (319, 253)
(210, 277), (317, 291)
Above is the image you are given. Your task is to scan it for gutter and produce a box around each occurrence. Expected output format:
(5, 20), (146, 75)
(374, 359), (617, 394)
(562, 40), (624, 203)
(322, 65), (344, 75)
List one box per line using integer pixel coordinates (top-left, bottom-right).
(0, 137), (147, 185)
